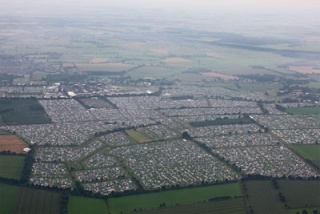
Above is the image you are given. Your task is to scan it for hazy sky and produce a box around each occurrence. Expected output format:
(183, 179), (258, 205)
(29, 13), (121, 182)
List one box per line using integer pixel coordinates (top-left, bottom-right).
(2, 0), (320, 15)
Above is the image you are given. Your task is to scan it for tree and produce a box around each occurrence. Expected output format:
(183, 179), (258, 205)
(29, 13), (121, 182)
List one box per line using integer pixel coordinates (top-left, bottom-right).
(181, 131), (191, 140)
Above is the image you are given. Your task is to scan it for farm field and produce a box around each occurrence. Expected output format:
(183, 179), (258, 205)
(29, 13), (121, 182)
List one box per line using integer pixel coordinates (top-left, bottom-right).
(245, 180), (287, 214)
(278, 180), (320, 209)
(68, 196), (108, 214)
(0, 155), (25, 179)
(15, 187), (61, 214)
(286, 107), (320, 115)
(0, 184), (20, 214)
(138, 197), (247, 214)
(126, 130), (151, 143)
(0, 135), (29, 153)
(0, 99), (51, 125)
(108, 183), (243, 214)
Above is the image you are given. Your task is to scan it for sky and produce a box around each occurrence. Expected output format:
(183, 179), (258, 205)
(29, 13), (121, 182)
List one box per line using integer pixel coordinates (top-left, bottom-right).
(1, 0), (320, 15)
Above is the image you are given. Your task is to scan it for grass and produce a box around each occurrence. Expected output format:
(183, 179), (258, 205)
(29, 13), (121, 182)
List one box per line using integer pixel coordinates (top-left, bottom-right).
(108, 183), (243, 214)
(138, 197), (247, 214)
(291, 144), (320, 160)
(190, 117), (254, 127)
(67, 162), (84, 171)
(0, 98), (51, 125)
(0, 155), (25, 179)
(286, 107), (320, 115)
(245, 180), (287, 214)
(0, 184), (20, 214)
(77, 63), (135, 73)
(15, 187), (61, 214)
(126, 130), (151, 143)
(0, 129), (10, 135)
(278, 180), (320, 208)
(68, 196), (108, 214)
(289, 207), (320, 214)
(31, 71), (48, 81)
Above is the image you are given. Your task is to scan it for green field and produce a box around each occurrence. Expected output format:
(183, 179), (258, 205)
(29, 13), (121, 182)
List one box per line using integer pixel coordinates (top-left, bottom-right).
(0, 155), (25, 179)
(291, 144), (320, 168)
(245, 180), (287, 214)
(0, 129), (11, 135)
(15, 187), (61, 214)
(138, 197), (247, 214)
(190, 117), (254, 127)
(291, 144), (320, 160)
(68, 196), (108, 214)
(126, 130), (151, 143)
(0, 99), (51, 125)
(289, 207), (320, 214)
(108, 183), (243, 214)
(278, 180), (320, 208)
(0, 184), (20, 214)
(286, 107), (320, 115)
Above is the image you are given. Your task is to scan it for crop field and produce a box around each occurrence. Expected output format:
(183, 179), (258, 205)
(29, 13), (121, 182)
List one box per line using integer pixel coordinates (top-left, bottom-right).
(285, 107), (320, 115)
(0, 135), (29, 154)
(0, 99), (51, 125)
(245, 180), (287, 214)
(68, 196), (108, 214)
(138, 197), (247, 214)
(108, 183), (243, 214)
(278, 180), (320, 208)
(126, 130), (151, 143)
(0, 155), (25, 179)
(0, 184), (20, 214)
(15, 187), (61, 214)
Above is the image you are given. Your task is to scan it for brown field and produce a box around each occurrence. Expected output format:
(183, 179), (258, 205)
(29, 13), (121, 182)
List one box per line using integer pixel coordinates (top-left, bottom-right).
(0, 135), (29, 154)
(162, 57), (193, 63)
(90, 58), (110, 64)
(151, 48), (169, 54)
(289, 66), (320, 74)
(201, 72), (238, 80)
(62, 63), (75, 68)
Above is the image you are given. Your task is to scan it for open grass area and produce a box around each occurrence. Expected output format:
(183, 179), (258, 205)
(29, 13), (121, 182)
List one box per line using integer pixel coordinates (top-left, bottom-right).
(0, 155), (25, 179)
(138, 197), (247, 214)
(0, 184), (20, 214)
(289, 207), (320, 214)
(68, 196), (108, 214)
(108, 183), (243, 214)
(286, 107), (320, 115)
(126, 130), (151, 143)
(0, 99), (51, 125)
(190, 117), (254, 127)
(0, 129), (10, 135)
(278, 180), (320, 209)
(245, 180), (287, 214)
(15, 187), (61, 214)
(291, 144), (320, 160)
